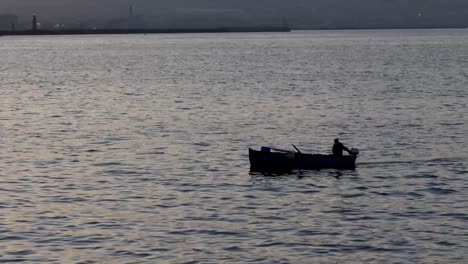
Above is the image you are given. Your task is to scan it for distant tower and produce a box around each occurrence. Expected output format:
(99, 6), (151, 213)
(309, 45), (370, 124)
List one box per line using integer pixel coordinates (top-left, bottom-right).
(128, 5), (134, 20)
(32, 14), (37, 31)
(128, 4), (136, 28)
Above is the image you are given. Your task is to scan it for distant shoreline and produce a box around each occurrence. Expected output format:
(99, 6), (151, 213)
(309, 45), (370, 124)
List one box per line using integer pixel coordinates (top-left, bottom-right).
(296, 25), (468, 30)
(0, 27), (291, 36)
(2, 26), (466, 37)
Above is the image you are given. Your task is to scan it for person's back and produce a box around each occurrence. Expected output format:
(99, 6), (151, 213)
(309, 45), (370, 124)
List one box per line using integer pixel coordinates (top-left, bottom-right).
(332, 138), (351, 156)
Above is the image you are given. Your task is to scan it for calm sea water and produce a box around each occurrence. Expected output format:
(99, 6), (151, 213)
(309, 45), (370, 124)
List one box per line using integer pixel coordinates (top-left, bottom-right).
(0, 29), (467, 263)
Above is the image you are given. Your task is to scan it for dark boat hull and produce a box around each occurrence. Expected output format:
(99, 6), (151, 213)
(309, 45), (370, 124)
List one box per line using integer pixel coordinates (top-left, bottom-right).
(249, 148), (296, 173)
(249, 148), (357, 172)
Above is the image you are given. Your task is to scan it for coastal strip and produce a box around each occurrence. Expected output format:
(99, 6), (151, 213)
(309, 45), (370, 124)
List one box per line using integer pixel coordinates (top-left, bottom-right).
(0, 27), (291, 36)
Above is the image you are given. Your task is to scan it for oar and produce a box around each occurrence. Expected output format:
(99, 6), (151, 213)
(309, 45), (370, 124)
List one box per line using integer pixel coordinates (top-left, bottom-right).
(292, 144), (302, 154)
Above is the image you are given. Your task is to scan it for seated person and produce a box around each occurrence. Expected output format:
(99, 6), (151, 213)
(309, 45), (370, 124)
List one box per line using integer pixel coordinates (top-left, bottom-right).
(332, 138), (351, 156)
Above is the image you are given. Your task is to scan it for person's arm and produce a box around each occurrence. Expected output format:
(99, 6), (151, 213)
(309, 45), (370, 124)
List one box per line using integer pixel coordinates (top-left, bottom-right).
(343, 145), (351, 154)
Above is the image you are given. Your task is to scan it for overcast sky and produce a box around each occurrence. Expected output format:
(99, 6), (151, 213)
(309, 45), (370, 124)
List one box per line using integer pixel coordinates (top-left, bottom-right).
(1, 0), (468, 29)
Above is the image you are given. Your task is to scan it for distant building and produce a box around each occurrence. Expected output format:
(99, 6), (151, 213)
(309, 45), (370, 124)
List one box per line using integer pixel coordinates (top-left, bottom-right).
(32, 14), (38, 31)
(158, 8), (252, 29)
(106, 5), (146, 29)
(0, 14), (18, 31)
(128, 5), (134, 20)
(127, 5), (146, 28)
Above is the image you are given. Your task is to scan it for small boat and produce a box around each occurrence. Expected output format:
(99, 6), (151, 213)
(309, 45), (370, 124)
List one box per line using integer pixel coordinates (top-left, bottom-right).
(249, 146), (358, 173)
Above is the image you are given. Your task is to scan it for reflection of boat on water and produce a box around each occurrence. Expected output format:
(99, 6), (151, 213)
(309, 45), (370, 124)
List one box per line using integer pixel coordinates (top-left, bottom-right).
(249, 146), (359, 173)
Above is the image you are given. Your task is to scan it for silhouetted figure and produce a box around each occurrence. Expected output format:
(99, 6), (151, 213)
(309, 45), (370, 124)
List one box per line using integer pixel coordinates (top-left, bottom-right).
(332, 138), (351, 156)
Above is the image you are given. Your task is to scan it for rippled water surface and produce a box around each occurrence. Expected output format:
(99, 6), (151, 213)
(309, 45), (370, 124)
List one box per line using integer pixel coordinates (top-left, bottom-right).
(1, 30), (467, 263)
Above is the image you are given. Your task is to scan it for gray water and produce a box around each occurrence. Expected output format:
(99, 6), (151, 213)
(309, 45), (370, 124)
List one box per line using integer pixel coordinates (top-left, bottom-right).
(0, 29), (467, 263)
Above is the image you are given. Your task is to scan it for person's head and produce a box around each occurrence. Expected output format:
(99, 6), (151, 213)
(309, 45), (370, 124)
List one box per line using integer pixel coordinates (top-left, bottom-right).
(334, 138), (339, 143)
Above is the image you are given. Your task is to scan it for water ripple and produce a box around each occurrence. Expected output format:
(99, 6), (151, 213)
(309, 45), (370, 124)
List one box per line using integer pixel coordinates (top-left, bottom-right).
(1, 30), (467, 263)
